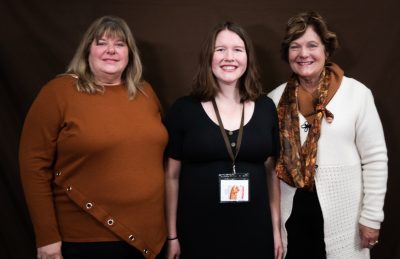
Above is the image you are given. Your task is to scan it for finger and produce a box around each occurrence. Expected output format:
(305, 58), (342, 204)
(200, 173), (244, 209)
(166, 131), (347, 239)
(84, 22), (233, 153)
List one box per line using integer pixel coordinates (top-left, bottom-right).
(360, 237), (369, 248)
(368, 240), (379, 248)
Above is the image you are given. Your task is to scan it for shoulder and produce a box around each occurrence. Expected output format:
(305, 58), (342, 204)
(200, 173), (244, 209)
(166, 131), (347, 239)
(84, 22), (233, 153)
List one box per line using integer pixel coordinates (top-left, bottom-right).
(255, 95), (277, 110)
(36, 74), (78, 101)
(267, 82), (288, 106)
(43, 74), (77, 91)
(165, 96), (199, 130)
(339, 76), (375, 105)
(169, 95), (199, 110)
(140, 80), (155, 94)
(166, 96), (199, 120)
(138, 80), (161, 102)
(341, 76), (371, 94)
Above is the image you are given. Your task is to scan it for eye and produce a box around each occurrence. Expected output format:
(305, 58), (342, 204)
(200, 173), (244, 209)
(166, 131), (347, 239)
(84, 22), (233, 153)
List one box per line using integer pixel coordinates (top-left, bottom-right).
(307, 42), (319, 48)
(215, 48), (225, 52)
(96, 40), (107, 46)
(116, 42), (126, 47)
(234, 48), (244, 52)
(289, 45), (299, 50)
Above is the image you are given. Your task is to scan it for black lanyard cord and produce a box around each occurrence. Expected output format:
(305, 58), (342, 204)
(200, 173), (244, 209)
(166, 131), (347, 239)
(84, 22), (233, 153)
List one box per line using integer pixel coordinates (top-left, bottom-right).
(211, 99), (245, 174)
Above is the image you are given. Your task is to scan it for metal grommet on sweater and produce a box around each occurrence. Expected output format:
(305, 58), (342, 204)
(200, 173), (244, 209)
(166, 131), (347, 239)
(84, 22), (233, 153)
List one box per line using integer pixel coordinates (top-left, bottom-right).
(107, 218), (114, 226)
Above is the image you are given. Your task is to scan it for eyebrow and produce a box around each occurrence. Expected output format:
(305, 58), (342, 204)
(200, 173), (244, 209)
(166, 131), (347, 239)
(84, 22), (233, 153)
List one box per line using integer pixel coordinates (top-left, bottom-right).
(290, 40), (319, 45)
(215, 45), (245, 48)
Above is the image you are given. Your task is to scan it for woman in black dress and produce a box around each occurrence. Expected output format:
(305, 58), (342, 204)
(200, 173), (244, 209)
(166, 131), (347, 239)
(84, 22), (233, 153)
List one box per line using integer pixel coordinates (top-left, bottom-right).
(165, 21), (282, 259)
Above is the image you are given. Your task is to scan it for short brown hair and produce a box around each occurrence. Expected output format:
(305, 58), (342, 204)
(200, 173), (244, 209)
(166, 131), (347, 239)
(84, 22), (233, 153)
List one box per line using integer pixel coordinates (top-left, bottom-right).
(191, 21), (262, 102)
(281, 11), (339, 62)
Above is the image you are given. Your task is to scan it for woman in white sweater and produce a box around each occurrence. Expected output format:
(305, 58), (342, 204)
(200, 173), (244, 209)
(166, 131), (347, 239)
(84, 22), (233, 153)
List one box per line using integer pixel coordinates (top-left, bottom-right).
(268, 11), (388, 259)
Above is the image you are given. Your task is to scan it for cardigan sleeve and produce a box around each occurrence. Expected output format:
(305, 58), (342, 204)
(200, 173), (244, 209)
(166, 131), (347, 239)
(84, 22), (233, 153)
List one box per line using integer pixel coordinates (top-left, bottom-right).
(355, 87), (388, 229)
(19, 80), (64, 247)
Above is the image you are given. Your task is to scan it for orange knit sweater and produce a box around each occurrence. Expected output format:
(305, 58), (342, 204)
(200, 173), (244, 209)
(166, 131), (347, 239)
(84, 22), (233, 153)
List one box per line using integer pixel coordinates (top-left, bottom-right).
(19, 75), (167, 258)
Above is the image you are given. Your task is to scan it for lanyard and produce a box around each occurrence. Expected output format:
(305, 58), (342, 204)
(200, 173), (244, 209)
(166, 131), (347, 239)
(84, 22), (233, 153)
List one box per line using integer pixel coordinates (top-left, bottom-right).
(211, 99), (245, 174)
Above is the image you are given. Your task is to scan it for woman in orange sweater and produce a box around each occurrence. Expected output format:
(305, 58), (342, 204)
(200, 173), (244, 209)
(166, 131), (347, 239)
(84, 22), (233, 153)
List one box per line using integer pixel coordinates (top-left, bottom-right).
(19, 16), (167, 259)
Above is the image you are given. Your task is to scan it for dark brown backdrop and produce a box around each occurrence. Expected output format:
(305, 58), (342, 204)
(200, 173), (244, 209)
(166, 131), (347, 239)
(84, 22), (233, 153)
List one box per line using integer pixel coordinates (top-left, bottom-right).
(1, 0), (399, 258)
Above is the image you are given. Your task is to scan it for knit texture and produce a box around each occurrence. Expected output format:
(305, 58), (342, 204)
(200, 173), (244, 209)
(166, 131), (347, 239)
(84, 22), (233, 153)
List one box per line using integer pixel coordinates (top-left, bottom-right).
(19, 75), (167, 258)
(268, 76), (388, 259)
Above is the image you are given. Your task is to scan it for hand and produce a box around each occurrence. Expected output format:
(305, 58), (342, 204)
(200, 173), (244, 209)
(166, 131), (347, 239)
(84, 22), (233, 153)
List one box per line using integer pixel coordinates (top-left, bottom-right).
(37, 241), (62, 259)
(359, 224), (380, 249)
(273, 231), (283, 259)
(166, 239), (181, 259)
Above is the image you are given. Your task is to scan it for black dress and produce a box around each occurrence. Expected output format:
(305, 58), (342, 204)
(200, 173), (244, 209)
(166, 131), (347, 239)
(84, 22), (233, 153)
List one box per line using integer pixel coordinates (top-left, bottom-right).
(166, 96), (280, 259)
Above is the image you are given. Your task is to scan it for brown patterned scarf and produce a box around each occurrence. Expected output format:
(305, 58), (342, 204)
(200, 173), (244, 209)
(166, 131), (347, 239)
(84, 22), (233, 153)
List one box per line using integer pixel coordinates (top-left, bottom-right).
(276, 63), (343, 190)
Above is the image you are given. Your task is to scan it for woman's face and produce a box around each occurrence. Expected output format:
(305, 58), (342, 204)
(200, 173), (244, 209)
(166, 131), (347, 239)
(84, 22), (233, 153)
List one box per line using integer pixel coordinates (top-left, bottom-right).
(88, 34), (129, 84)
(211, 29), (247, 88)
(288, 26), (327, 82)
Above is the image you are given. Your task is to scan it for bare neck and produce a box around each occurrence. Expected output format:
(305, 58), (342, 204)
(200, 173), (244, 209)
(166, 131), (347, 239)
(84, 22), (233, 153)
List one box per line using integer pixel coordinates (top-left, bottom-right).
(215, 84), (241, 104)
(94, 73), (122, 86)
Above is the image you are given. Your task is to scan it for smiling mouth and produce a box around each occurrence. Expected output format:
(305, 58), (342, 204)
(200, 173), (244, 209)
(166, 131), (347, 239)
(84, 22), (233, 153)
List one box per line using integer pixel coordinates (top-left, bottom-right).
(297, 61), (313, 66)
(103, 59), (119, 62)
(220, 65), (237, 71)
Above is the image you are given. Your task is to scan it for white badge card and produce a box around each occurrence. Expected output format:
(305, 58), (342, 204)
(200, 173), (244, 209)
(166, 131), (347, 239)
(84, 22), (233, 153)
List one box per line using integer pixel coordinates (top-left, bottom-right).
(219, 173), (250, 203)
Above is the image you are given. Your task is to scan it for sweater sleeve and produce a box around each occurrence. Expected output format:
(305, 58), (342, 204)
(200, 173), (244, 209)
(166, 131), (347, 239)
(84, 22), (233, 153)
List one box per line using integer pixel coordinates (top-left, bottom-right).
(355, 87), (388, 229)
(19, 81), (63, 247)
(142, 81), (164, 115)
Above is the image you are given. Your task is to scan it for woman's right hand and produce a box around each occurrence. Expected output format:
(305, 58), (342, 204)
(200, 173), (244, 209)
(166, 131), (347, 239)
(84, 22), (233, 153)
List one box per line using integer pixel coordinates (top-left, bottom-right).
(37, 241), (62, 259)
(166, 239), (181, 259)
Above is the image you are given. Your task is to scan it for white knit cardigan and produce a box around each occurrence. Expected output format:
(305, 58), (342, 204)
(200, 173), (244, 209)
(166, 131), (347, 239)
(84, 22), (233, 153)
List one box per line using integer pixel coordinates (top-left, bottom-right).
(268, 76), (388, 259)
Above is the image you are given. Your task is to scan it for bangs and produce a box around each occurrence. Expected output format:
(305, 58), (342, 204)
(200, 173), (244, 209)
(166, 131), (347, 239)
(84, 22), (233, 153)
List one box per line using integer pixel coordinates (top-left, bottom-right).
(94, 24), (127, 42)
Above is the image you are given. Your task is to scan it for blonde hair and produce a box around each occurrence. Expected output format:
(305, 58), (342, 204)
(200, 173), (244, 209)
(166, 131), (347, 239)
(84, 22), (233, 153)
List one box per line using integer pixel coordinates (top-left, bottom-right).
(66, 15), (143, 99)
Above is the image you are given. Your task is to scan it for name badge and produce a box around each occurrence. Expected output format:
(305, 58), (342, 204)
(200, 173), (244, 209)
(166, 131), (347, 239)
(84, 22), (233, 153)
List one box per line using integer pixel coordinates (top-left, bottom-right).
(219, 173), (250, 203)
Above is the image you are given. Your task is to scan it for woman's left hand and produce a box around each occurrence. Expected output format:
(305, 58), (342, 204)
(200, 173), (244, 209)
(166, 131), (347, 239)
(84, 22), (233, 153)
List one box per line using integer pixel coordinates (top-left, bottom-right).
(359, 223), (380, 249)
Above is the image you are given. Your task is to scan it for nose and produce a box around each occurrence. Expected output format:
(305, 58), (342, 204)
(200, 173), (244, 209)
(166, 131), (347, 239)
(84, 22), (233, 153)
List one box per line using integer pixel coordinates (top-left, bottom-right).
(299, 47), (308, 58)
(107, 44), (115, 54)
(224, 50), (234, 61)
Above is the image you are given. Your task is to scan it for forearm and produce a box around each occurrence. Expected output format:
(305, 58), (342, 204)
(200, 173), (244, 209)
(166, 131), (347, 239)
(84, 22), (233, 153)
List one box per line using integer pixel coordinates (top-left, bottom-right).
(268, 172), (281, 234)
(166, 177), (179, 237)
(165, 158), (181, 238)
(359, 164), (387, 229)
(265, 157), (281, 233)
(19, 134), (61, 246)
(19, 162), (61, 246)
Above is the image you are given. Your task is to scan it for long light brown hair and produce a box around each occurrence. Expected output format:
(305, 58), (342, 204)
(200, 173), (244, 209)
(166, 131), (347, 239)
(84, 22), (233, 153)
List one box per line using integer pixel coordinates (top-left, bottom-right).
(66, 15), (143, 99)
(191, 21), (262, 102)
